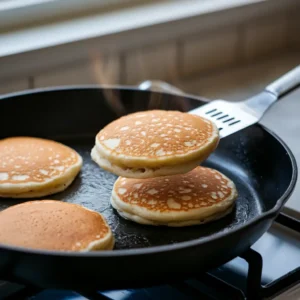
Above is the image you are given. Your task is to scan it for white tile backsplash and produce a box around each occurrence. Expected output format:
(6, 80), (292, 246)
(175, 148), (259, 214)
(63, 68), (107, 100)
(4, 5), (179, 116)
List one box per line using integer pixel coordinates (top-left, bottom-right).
(0, 79), (29, 96)
(124, 43), (178, 85)
(181, 28), (239, 77)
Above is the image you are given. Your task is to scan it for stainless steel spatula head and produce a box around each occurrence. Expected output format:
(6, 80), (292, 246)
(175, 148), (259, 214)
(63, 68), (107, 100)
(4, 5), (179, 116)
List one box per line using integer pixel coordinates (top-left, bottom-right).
(189, 66), (300, 138)
(139, 66), (300, 138)
(188, 94), (273, 138)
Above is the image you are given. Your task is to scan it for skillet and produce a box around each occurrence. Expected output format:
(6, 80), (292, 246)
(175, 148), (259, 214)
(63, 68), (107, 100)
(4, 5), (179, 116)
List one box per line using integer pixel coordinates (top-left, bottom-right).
(0, 79), (297, 290)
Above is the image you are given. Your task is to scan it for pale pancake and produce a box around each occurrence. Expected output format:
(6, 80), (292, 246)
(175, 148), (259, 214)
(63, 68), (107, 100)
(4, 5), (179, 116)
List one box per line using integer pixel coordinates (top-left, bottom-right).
(111, 166), (238, 227)
(92, 110), (219, 178)
(0, 137), (82, 198)
(0, 200), (114, 251)
(0, 177), (74, 198)
(91, 146), (202, 179)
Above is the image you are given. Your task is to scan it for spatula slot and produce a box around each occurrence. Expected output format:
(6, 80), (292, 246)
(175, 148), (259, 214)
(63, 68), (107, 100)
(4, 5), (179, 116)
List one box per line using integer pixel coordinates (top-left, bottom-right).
(229, 120), (241, 126)
(205, 109), (217, 114)
(223, 117), (235, 123)
(217, 115), (228, 120)
(211, 112), (222, 117)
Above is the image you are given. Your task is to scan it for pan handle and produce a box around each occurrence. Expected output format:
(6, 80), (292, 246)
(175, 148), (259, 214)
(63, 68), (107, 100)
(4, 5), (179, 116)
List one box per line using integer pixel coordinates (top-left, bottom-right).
(137, 80), (210, 103)
(265, 65), (300, 98)
(138, 80), (185, 95)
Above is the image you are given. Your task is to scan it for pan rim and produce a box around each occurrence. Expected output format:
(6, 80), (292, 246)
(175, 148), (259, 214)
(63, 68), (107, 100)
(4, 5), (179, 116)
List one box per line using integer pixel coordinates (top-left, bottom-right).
(0, 84), (210, 104)
(0, 86), (297, 258)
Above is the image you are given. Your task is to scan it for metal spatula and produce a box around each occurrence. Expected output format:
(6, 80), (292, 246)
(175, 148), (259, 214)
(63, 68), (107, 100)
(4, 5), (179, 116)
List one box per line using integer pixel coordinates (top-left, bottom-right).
(139, 66), (300, 138)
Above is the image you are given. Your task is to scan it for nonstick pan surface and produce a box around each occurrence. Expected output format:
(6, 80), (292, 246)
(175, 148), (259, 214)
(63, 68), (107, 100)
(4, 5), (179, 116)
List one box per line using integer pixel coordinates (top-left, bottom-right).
(0, 86), (297, 290)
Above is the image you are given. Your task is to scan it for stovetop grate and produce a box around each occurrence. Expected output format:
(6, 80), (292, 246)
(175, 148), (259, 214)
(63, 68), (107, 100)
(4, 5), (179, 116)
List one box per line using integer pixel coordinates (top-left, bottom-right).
(2, 213), (300, 300)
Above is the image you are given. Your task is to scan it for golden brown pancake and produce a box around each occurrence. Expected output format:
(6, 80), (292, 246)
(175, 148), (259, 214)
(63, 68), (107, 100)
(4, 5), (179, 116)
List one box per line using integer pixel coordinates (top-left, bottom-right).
(0, 200), (114, 251)
(111, 166), (237, 226)
(91, 110), (219, 178)
(0, 137), (82, 198)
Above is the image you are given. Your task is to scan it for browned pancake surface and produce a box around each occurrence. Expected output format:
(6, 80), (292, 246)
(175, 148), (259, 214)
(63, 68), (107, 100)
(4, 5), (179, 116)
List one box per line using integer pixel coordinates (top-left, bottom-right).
(97, 110), (215, 159)
(0, 201), (110, 251)
(0, 137), (80, 184)
(114, 166), (234, 211)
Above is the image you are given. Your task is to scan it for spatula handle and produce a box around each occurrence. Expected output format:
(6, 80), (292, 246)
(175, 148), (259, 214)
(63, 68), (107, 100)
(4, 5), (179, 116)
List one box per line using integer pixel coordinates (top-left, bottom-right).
(266, 65), (300, 98)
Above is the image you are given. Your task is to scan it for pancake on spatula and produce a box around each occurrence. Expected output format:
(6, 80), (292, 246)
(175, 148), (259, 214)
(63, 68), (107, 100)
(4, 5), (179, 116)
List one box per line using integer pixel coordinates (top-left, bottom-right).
(0, 137), (82, 198)
(111, 166), (238, 227)
(0, 200), (114, 251)
(91, 110), (219, 178)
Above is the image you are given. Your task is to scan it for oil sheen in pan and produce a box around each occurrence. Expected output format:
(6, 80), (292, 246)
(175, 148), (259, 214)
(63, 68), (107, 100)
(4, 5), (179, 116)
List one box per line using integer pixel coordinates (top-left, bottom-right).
(0, 138), (262, 250)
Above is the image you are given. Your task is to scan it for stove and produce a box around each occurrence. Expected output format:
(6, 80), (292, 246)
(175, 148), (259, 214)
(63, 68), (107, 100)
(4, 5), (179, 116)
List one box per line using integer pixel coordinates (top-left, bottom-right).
(1, 83), (300, 300)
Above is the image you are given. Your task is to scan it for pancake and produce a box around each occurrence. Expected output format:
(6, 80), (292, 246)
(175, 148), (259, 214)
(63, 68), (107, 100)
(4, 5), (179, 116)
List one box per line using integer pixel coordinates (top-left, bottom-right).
(0, 200), (114, 251)
(111, 166), (238, 227)
(91, 110), (219, 178)
(0, 137), (82, 198)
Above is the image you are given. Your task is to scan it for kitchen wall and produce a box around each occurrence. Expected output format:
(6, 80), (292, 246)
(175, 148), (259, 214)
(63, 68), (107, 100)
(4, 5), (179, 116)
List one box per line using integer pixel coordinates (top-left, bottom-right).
(0, 5), (299, 96)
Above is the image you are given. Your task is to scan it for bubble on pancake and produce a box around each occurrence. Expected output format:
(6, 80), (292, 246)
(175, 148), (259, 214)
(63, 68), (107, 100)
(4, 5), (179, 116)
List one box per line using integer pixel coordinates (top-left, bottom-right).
(97, 110), (216, 159)
(53, 166), (64, 171)
(167, 198), (181, 209)
(218, 192), (224, 198)
(184, 140), (197, 147)
(118, 188), (127, 195)
(211, 192), (218, 200)
(103, 138), (120, 150)
(148, 200), (157, 205)
(0, 172), (9, 181)
(181, 195), (192, 200)
(147, 188), (158, 195)
(114, 166), (235, 211)
(151, 143), (160, 148)
(39, 169), (49, 175)
(179, 189), (192, 194)
(12, 174), (29, 181)
(133, 183), (143, 189)
(156, 149), (166, 156)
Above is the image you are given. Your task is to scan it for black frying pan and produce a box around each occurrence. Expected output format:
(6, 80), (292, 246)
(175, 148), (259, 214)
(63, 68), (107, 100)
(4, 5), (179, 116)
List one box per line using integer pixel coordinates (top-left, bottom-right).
(0, 77), (298, 290)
